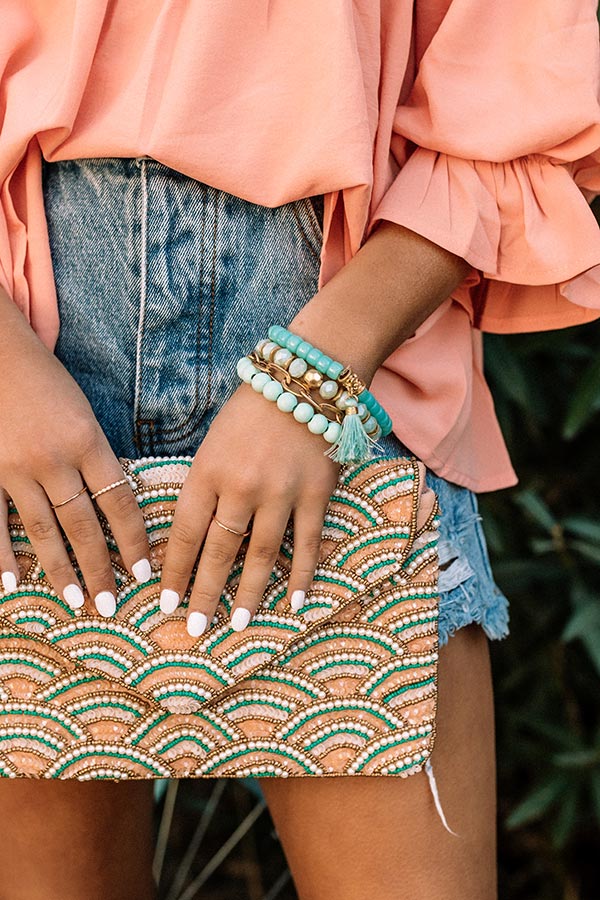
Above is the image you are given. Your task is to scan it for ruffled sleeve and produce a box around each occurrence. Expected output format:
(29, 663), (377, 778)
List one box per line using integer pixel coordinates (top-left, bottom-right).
(0, 140), (59, 348)
(366, 0), (600, 333)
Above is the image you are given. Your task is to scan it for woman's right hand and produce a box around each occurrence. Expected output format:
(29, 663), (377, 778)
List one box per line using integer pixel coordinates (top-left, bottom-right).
(0, 289), (151, 616)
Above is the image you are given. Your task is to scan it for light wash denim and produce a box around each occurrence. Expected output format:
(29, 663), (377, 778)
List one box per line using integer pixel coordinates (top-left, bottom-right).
(41, 156), (510, 649)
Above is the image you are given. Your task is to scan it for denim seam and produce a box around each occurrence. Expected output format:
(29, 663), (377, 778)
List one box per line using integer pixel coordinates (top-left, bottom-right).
(205, 192), (219, 412)
(133, 158), (151, 450)
(153, 184), (211, 443)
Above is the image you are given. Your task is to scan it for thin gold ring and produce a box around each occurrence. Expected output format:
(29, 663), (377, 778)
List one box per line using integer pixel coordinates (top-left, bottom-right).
(211, 515), (251, 538)
(50, 485), (89, 510)
(90, 478), (129, 500)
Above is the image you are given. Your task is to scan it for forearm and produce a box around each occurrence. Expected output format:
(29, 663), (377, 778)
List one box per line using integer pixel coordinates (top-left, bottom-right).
(0, 285), (48, 364)
(288, 220), (471, 385)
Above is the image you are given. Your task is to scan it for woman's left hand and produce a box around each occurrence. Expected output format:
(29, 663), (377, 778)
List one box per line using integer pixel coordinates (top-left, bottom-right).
(158, 382), (340, 636)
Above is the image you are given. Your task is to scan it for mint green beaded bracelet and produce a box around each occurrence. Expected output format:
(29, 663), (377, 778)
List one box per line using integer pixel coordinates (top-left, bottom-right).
(235, 356), (344, 453)
(236, 352), (380, 464)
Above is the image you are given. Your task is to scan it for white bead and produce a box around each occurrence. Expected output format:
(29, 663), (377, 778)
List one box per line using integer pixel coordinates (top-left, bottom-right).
(273, 348), (293, 366)
(335, 390), (350, 409)
(261, 341), (278, 360)
(240, 364), (257, 384)
(288, 357), (308, 377)
(319, 379), (338, 400)
(236, 357), (253, 377)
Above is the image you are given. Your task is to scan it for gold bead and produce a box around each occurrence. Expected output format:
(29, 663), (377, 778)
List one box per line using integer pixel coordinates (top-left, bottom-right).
(303, 368), (324, 388)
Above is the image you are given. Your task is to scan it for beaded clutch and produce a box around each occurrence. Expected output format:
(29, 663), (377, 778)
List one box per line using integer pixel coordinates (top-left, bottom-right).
(0, 454), (440, 780)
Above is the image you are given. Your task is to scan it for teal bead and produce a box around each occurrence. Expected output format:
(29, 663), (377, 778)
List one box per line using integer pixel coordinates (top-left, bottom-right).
(363, 394), (375, 411)
(307, 413), (329, 435)
(314, 355), (333, 374)
(357, 402), (368, 419)
(286, 334), (302, 352)
(293, 402), (314, 423)
(296, 341), (313, 360)
(263, 380), (284, 401)
(364, 415), (378, 433)
(305, 347), (322, 366)
(323, 421), (342, 444)
(372, 425), (383, 441)
(251, 372), (271, 393)
(276, 391), (298, 413)
(268, 325), (286, 342)
(326, 361), (344, 380)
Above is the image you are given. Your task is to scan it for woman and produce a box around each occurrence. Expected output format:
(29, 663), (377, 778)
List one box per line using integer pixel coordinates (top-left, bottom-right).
(0, 2), (599, 899)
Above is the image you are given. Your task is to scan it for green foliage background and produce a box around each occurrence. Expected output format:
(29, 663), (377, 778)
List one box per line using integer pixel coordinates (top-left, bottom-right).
(482, 222), (600, 896)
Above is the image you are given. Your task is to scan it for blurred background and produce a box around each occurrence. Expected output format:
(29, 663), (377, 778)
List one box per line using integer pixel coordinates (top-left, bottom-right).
(149, 207), (600, 900)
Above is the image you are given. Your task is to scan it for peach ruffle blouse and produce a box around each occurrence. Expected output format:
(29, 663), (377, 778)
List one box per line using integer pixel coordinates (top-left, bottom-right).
(2, 1), (600, 491)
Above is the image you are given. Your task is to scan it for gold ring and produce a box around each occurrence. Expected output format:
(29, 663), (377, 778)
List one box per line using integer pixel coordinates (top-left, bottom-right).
(90, 478), (129, 500)
(50, 485), (89, 510)
(211, 515), (251, 538)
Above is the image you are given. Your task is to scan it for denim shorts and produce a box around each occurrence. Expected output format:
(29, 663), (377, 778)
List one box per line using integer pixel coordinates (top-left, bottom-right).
(40, 156), (510, 650)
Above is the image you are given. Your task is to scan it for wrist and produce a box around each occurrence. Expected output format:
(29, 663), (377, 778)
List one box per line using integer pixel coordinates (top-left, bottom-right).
(285, 308), (383, 387)
(286, 220), (471, 384)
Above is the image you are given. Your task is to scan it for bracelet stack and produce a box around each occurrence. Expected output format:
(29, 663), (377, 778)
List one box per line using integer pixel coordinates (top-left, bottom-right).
(235, 325), (393, 465)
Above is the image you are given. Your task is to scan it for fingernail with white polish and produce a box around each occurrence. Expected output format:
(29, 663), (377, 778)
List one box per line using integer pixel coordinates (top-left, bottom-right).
(132, 558), (152, 583)
(63, 583), (85, 609)
(1, 571), (17, 593)
(231, 607), (251, 631)
(94, 591), (116, 617)
(160, 589), (180, 614)
(290, 590), (305, 612)
(187, 611), (208, 637)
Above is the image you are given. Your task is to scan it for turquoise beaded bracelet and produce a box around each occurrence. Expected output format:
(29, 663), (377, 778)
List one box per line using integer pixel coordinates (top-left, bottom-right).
(267, 325), (393, 437)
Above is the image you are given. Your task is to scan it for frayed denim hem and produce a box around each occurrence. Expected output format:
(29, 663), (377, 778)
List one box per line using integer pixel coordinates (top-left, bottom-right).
(436, 537), (510, 649)
(438, 582), (510, 648)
